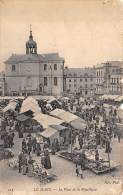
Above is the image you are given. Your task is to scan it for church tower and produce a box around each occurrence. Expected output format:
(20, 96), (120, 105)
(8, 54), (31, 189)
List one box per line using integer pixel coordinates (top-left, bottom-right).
(26, 26), (37, 54)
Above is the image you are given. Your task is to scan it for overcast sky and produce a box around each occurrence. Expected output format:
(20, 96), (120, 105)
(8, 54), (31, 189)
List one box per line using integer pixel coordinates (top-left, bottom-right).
(1, 0), (123, 70)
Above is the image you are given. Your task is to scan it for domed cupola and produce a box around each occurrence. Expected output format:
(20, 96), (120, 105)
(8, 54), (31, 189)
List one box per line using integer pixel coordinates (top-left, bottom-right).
(26, 26), (37, 54)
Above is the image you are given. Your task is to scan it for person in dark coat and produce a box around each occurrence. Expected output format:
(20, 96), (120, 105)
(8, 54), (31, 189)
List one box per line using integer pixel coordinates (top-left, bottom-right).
(76, 166), (79, 176)
(95, 150), (99, 161)
(36, 142), (41, 156)
(44, 155), (52, 169)
(22, 139), (27, 153)
(27, 138), (32, 155)
(32, 137), (37, 153)
(80, 150), (86, 170)
(8, 133), (14, 148)
(18, 152), (24, 173)
(51, 141), (56, 155)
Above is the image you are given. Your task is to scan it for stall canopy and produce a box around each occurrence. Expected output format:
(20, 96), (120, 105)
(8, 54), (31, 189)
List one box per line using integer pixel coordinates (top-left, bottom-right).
(117, 104), (123, 118)
(2, 101), (18, 113)
(115, 96), (123, 102)
(50, 124), (67, 131)
(0, 96), (24, 100)
(40, 127), (58, 139)
(100, 95), (119, 100)
(50, 108), (86, 130)
(50, 108), (78, 123)
(16, 114), (30, 122)
(33, 113), (64, 129)
(70, 118), (87, 130)
(20, 96), (41, 114)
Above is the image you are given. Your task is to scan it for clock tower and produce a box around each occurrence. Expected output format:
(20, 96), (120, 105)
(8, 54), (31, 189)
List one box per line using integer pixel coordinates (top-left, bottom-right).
(26, 26), (37, 54)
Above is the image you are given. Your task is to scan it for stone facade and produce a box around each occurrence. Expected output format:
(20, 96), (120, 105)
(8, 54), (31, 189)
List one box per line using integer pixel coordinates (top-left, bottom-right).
(5, 30), (64, 96)
(0, 71), (6, 96)
(95, 61), (123, 95)
(64, 67), (96, 97)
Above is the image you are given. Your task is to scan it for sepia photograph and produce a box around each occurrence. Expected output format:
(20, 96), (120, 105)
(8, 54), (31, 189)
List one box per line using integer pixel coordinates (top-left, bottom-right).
(0, 0), (123, 195)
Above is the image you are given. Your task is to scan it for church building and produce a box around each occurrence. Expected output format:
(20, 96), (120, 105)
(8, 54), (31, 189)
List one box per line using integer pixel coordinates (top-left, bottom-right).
(5, 29), (65, 96)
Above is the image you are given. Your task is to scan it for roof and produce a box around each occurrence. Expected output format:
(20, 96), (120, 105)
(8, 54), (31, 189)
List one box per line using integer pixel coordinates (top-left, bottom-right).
(64, 67), (95, 77)
(40, 127), (58, 138)
(95, 61), (123, 69)
(33, 113), (64, 129)
(16, 114), (30, 122)
(5, 53), (64, 64)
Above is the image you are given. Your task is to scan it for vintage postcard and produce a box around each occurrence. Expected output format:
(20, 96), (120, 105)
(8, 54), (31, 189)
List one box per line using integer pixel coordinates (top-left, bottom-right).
(0, 0), (123, 195)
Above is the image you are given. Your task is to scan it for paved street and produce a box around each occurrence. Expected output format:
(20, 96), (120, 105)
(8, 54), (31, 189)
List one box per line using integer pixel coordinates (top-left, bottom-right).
(0, 133), (123, 195)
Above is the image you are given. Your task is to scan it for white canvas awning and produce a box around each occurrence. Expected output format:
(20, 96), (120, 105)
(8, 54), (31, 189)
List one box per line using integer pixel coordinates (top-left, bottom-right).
(50, 108), (78, 123)
(50, 108), (86, 129)
(2, 101), (17, 113)
(40, 127), (58, 138)
(100, 95), (119, 100)
(115, 96), (123, 102)
(70, 118), (86, 130)
(33, 113), (64, 129)
(117, 104), (123, 118)
(0, 96), (24, 100)
(50, 108), (66, 117)
(20, 97), (41, 114)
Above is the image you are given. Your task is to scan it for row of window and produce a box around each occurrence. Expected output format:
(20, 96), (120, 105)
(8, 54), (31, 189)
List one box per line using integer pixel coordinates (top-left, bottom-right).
(97, 68), (121, 77)
(44, 77), (58, 86)
(67, 89), (89, 95)
(96, 70), (103, 77)
(11, 64), (58, 72)
(68, 78), (93, 82)
(111, 86), (121, 91)
(67, 73), (92, 77)
(68, 84), (93, 88)
(111, 77), (121, 84)
(44, 64), (57, 71)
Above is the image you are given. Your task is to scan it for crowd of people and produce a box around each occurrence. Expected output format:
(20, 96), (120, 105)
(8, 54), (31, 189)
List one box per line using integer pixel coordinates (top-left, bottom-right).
(0, 95), (122, 181)
(18, 134), (52, 180)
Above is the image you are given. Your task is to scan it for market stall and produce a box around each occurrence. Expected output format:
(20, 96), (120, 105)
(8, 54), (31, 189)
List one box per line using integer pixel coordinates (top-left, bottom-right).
(33, 112), (64, 129)
(50, 108), (86, 130)
(2, 100), (18, 113)
(20, 96), (41, 115)
(39, 127), (59, 145)
(58, 150), (120, 175)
